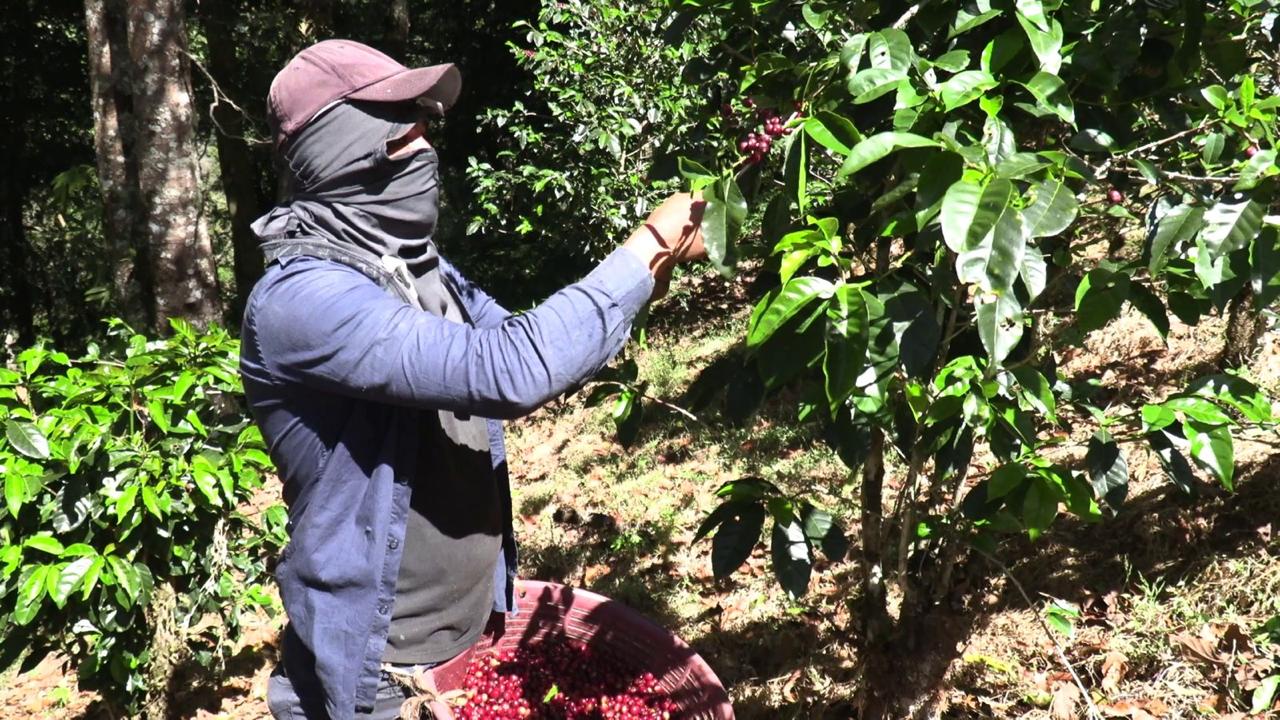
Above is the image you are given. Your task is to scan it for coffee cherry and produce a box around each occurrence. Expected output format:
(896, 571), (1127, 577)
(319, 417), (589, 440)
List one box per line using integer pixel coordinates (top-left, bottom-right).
(1107, 188), (1124, 204)
(1246, 145), (1260, 158)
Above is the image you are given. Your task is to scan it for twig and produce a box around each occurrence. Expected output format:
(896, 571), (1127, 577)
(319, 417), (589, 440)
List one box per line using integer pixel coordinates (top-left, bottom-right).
(1119, 121), (1214, 159)
(1122, 169), (1240, 185)
(644, 394), (700, 423)
(972, 546), (1104, 720)
(718, 42), (751, 65)
(892, 1), (931, 29)
(181, 49), (271, 147)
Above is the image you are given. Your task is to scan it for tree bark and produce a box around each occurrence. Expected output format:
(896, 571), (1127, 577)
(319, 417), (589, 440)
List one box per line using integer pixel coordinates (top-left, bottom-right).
(126, 0), (222, 330)
(198, 0), (266, 324)
(84, 0), (154, 330)
(383, 0), (411, 57)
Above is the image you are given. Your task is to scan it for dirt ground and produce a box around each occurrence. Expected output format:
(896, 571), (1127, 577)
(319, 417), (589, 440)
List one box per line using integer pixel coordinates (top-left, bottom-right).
(5, 270), (1278, 719)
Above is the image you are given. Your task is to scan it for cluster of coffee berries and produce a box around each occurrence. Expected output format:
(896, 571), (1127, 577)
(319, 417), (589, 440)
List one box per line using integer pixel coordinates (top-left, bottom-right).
(455, 638), (678, 720)
(725, 98), (805, 165)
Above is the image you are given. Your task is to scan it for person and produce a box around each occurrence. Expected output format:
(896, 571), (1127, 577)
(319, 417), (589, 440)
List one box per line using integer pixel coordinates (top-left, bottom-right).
(238, 39), (706, 720)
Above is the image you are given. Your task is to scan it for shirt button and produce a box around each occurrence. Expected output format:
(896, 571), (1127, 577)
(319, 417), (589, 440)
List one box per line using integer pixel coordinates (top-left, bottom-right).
(378, 603), (390, 615)
(388, 537), (399, 550)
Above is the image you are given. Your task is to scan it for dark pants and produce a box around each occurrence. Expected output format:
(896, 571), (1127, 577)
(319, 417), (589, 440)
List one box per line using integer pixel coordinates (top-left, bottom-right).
(267, 666), (414, 720)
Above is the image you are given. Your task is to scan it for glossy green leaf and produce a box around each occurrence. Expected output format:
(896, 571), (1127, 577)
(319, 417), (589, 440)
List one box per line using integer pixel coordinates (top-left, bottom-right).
(14, 565), (49, 625)
(1022, 477), (1059, 540)
(1186, 374), (1274, 423)
(1086, 432), (1129, 508)
(1148, 430), (1197, 495)
(838, 132), (939, 178)
(1022, 179), (1078, 239)
(1127, 283), (1171, 339)
(747, 277), (834, 348)
(710, 503), (766, 579)
(1253, 225), (1280, 306)
(1147, 203), (1206, 274)
(803, 112), (859, 156)
(800, 505), (848, 561)
(771, 518), (812, 598)
(1022, 71), (1074, 123)
(1201, 197), (1262, 257)
(1074, 269), (1131, 332)
(940, 70), (998, 111)
(1185, 420), (1234, 490)
(943, 178), (1015, 255)
(25, 535), (64, 556)
(1016, 14), (1063, 74)
(867, 28), (913, 72)
(1021, 244), (1048, 301)
(823, 285), (870, 414)
(975, 292), (1025, 365)
(988, 463), (1028, 500)
(933, 49), (971, 73)
(5, 420), (50, 460)
(1011, 367), (1056, 423)
(957, 197), (1027, 292)
(5, 471), (26, 516)
(848, 67), (905, 103)
(51, 557), (94, 607)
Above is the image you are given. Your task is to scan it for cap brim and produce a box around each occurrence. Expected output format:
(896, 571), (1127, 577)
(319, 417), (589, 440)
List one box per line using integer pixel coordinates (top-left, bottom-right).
(347, 64), (461, 114)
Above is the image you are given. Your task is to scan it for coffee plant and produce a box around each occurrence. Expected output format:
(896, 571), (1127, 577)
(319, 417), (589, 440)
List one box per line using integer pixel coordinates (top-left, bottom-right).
(588, 0), (1280, 715)
(454, 0), (723, 300)
(0, 319), (286, 716)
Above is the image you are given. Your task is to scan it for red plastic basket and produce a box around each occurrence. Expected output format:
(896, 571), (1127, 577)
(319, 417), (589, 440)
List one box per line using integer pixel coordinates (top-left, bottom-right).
(428, 579), (734, 719)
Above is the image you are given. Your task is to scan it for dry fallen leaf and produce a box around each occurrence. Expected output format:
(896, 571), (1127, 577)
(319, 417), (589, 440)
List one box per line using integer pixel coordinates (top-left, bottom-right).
(1050, 681), (1080, 720)
(1171, 632), (1224, 665)
(1101, 650), (1129, 693)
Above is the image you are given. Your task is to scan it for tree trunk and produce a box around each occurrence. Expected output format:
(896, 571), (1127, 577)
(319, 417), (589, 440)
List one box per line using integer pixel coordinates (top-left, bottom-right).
(126, 0), (222, 330)
(383, 0), (411, 57)
(84, 0), (153, 330)
(198, 0), (266, 324)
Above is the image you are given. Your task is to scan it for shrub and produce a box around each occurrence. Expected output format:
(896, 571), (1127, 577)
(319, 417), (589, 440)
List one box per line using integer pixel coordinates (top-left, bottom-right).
(0, 319), (285, 716)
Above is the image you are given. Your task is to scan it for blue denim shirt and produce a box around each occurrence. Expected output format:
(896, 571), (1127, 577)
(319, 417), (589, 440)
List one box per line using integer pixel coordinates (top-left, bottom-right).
(239, 248), (652, 719)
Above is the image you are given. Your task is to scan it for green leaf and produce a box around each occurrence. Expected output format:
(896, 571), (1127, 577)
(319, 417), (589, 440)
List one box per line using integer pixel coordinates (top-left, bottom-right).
(784, 130), (808, 213)
(770, 518), (812, 599)
(14, 565), (49, 625)
(710, 503), (766, 579)
(5, 420), (50, 460)
(838, 132), (939, 179)
(141, 485), (163, 519)
(1185, 421), (1234, 490)
(1197, 197), (1263, 287)
(115, 482), (139, 521)
(975, 292), (1025, 365)
(933, 50), (971, 73)
(988, 463), (1028, 500)
(1148, 430), (1197, 495)
(1086, 432), (1129, 508)
(1011, 367), (1056, 423)
(747, 277), (834, 348)
(848, 67), (905, 103)
(940, 70), (998, 111)
(1186, 374), (1273, 424)
(1234, 149), (1277, 191)
(823, 285), (870, 414)
(1074, 269), (1131, 332)
(800, 505), (848, 561)
(1021, 71), (1074, 123)
(1015, 14), (1063, 74)
(1015, 0), (1050, 31)
(25, 535), (65, 556)
(1021, 244), (1048, 301)
(1252, 676), (1279, 716)
(678, 157), (715, 183)
(1252, 225), (1280, 306)
(701, 177), (747, 277)
(994, 152), (1050, 180)
(1147, 203), (1206, 274)
(1201, 84), (1229, 110)
(52, 557), (95, 607)
(1022, 477), (1059, 540)
(803, 112), (860, 156)
(914, 152), (965, 229)
(1164, 396), (1232, 426)
(80, 556), (105, 600)
(868, 28), (913, 72)
(5, 470), (26, 516)
(1127, 283), (1170, 339)
(957, 195), (1027, 292)
(943, 178), (1015, 256)
(107, 555), (140, 604)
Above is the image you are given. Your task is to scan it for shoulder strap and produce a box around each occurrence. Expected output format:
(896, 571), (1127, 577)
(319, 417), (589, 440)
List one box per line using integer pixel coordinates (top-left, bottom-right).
(261, 238), (423, 310)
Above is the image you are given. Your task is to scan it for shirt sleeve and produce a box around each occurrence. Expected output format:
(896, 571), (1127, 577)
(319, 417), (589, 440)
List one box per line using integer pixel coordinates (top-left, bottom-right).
(247, 247), (653, 420)
(438, 258), (510, 329)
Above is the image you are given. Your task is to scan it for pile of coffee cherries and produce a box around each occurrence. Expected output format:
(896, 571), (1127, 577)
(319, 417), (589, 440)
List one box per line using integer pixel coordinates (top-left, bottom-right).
(454, 638), (679, 720)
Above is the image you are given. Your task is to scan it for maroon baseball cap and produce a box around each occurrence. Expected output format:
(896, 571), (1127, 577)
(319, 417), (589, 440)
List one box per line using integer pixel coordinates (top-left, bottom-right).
(267, 39), (461, 147)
